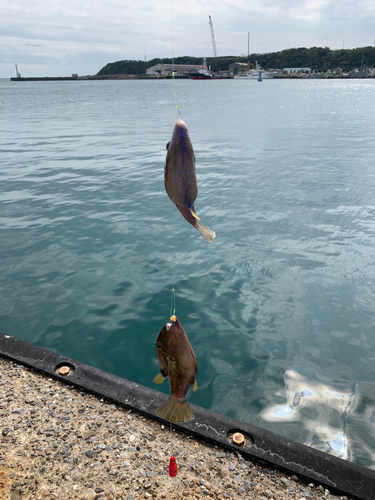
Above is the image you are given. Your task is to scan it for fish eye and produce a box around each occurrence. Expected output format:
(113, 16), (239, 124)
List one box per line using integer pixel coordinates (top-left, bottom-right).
(156, 342), (162, 350)
(167, 355), (176, 363)
(166, 141), (170, 150)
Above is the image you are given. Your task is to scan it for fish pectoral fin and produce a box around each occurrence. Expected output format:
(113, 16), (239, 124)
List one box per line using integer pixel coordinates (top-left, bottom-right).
(193, 379), (198, 392)
(190, 210), (201, 221)
(153, 372), (166, 384)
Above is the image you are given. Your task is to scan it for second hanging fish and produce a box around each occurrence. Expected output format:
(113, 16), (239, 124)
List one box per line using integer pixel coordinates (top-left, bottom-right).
(164, 119), (215, 242)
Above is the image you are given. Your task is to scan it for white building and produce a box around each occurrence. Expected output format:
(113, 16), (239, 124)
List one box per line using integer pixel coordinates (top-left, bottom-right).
(146, 64), (201, 76)
(283, 67), (311, 74)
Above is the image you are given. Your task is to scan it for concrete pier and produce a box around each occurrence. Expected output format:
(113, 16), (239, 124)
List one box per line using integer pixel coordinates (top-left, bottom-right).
(1, 332), (373, 500)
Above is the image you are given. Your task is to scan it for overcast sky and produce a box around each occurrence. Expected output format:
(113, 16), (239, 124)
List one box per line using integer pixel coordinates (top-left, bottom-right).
(1, 0), (374, 78)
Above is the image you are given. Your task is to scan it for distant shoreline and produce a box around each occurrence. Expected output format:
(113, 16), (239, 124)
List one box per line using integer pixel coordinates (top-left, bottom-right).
(10, 74), (373, 82)
(9, 75), (197, 82)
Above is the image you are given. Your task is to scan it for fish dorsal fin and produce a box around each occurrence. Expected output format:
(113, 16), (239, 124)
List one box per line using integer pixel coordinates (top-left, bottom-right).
(193, 379), (198, 392)
(153, 372), (166, 384)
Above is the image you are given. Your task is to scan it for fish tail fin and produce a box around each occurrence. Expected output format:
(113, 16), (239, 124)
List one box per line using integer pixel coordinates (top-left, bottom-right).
(156, 395), (194, 423)
(195, 220), (216, 242)
(176, 205), (215, 242)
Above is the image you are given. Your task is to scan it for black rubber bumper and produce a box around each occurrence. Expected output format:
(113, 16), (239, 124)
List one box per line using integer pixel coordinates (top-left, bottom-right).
(0, 331), (374, 500)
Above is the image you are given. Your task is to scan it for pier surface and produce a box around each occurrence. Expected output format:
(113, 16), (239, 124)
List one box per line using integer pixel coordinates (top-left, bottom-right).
(0, 355), (353, 500)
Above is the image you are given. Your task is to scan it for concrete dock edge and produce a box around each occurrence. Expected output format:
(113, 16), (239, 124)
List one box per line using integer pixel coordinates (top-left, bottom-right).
(0, 331), (374, 500)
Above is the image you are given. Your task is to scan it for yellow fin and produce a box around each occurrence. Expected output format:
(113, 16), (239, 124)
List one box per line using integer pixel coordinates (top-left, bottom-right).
(191, 210), (201, 221)
(153, 372), (166, 384)
(193, 379), (198, 392)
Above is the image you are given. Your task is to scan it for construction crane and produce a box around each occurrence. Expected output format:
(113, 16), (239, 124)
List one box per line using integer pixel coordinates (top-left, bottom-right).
(208, 15), (217, 58)
(15, 64), (21, 78)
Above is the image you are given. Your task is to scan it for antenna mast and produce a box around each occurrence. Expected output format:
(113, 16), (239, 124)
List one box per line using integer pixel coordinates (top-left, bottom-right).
(247, 32), (250, 70)
(208, 16), (217, 58)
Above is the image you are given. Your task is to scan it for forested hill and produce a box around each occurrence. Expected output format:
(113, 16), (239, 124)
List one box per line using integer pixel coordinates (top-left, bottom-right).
(97, 46), (375, 75)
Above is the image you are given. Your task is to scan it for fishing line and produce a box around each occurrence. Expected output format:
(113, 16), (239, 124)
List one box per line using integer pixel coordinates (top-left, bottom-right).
(168, 0), (177, 450)
(169, 0), (178, 320)
(169, 230), (176, 318)
(168, 373), (173, 435)
(170, 0), (179, 117)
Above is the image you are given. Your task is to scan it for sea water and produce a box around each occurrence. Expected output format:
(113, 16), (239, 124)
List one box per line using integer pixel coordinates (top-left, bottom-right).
(1, 77), (375, 468)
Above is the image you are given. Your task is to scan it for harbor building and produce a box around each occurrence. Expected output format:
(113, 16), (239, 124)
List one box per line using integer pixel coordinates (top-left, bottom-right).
(146, 64), (201, 76)
(283, 67), (312, 74)
(229, 62), (248, 75)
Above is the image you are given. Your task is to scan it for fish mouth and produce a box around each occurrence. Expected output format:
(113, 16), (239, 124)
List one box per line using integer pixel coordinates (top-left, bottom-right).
(176, 119), (187, 130)
(166, 315), (177, 330)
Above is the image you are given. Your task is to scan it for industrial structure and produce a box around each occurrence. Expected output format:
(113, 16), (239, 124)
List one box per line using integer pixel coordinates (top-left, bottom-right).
(283, 67), (312, 74)
(146, 64), (201, 77)
(209, 16), (217, 58)
(229, 62), (248, 75)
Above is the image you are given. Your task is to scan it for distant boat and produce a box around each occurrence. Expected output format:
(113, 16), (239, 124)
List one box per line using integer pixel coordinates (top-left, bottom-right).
(234, 60), (274, 80)
(189, 57), (222, 80)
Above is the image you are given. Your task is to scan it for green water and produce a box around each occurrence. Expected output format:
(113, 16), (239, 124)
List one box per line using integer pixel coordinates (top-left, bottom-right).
(1, 77), (375, 468)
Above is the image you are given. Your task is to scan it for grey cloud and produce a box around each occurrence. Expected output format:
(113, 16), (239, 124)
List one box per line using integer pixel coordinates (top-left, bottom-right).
(1, 0), (374, 77)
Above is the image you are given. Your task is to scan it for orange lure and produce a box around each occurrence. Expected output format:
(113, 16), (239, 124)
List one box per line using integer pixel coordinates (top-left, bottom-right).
(169, 455), (178, 477)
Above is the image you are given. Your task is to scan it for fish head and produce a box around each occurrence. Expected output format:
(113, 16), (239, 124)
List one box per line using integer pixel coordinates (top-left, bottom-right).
(155, 316), (197, 379)
(176, 118), (187, 130)
(169, 119), (191, 151)
(173, 119), (189, 145)
(155, 316), (181, 357)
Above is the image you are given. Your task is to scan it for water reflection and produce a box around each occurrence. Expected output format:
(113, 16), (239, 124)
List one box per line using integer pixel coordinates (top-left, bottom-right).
(262, 369), (352, 459)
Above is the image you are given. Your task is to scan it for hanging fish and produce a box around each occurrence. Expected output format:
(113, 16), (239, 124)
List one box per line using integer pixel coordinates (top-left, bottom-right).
(153, 315), (198, 423)
(164, 119), (215, 242)
(169, 456), (178, 477)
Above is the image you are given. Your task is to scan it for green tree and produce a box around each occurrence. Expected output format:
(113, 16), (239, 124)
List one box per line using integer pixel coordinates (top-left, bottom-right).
(96, 46), (375, 76)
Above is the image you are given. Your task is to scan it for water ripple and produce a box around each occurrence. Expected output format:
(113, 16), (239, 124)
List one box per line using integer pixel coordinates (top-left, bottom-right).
(1, 78), (375, 468)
